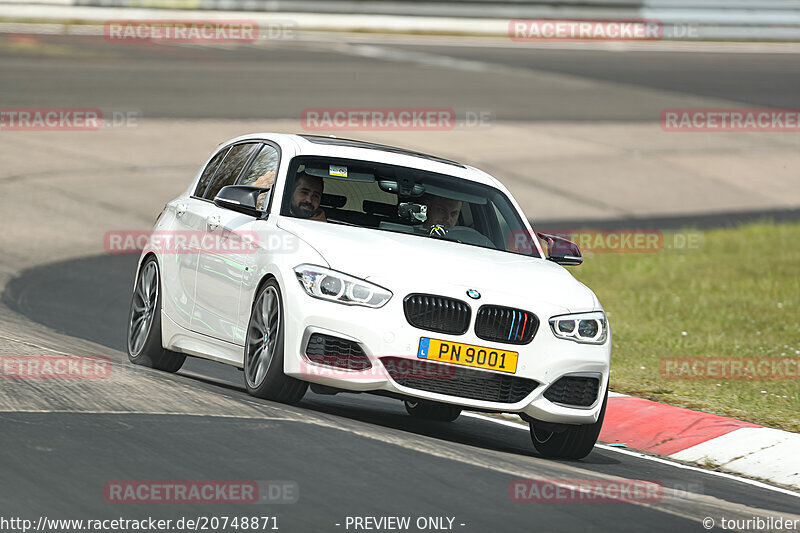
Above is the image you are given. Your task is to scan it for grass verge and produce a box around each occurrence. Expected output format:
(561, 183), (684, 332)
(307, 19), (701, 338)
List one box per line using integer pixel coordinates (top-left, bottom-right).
(571, 221), (800, 433)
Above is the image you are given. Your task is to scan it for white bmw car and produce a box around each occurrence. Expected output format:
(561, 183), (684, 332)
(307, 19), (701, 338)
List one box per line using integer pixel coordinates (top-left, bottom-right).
(127, 133), (611, 459)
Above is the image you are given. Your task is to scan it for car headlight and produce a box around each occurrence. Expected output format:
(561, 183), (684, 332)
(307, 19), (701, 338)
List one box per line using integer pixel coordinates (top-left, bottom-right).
(294, 264), (392, 308)
(549, 312), (607, 344)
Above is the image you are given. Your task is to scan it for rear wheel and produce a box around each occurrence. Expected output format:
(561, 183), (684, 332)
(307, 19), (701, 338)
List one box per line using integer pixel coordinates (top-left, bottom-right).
(243, 280), (307, 404)
(126, 257), (185, 372)
(404, 400), (462, 422)
(530, 387), (608, 460)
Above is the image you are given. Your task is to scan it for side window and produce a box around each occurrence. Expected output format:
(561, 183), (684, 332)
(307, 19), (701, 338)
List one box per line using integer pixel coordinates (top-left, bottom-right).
(238, 144), (280, 188)
(194, 147), (229, 197)
(203, 143), (259, 200)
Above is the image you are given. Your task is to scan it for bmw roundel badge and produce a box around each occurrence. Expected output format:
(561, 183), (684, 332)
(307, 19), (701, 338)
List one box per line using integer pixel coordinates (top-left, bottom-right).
(467, 289), (481, 299)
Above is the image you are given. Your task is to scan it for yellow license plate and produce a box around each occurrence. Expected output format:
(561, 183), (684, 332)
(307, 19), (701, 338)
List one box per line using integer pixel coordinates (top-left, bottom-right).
(417, 337), (518, 374)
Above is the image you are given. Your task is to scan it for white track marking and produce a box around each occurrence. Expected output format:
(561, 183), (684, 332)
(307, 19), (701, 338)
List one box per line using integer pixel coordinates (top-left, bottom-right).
(0, 333), (73, 355)
(462, 412), (800, 498)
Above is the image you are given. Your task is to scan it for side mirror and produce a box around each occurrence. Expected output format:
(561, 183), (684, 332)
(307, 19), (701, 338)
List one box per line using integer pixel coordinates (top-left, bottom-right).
(214, 185), (269, 218)
(537, 232), (583, 266)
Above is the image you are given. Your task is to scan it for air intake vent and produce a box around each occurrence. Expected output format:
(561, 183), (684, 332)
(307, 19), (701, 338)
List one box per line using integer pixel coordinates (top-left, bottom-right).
(403, 294), (471, 335)
(382, 357), (538, 404)
(543, 376), (600, 407)
(475, 305), (538, 345)
(305, 333), (371, 371)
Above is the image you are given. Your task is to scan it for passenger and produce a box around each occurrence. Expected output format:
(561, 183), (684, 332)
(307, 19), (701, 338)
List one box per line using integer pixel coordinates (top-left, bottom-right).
(422, 194), (462, 229)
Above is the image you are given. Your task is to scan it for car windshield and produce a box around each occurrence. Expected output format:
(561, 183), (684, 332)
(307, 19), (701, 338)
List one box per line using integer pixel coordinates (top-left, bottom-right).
(280, 156), (541, 258)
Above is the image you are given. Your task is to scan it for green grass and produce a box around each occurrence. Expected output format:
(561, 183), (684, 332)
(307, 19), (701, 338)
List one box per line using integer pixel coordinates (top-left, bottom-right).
(570, 222), (800, 432)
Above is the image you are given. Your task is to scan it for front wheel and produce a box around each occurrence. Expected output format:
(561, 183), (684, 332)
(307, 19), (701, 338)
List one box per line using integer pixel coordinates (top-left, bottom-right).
(243, 280), (307, 404)
(127, 257), (185, 372)
(530, 387), (608, 460)
(404, 400), (462, 422)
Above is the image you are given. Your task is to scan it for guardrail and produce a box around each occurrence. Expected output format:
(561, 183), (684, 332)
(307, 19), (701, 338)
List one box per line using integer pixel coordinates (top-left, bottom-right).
(2, 0), (800, 40)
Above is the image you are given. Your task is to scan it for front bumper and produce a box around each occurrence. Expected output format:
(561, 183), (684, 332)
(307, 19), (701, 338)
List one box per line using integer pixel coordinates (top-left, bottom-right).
(282, 279), (610, 425)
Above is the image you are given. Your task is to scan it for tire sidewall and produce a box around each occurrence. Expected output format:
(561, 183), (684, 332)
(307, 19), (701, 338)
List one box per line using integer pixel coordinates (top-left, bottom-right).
(530, 385), (608, 459)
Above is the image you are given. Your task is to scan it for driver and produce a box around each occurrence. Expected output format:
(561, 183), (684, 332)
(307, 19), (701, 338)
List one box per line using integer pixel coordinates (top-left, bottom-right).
(290, 172), (327, 221)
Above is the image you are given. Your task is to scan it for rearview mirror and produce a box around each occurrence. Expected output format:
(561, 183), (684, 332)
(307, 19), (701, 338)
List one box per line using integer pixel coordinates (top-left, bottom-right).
(378, 179), (425, 197)
(537, 232), (583, 266)
(214, 185), (270, 218)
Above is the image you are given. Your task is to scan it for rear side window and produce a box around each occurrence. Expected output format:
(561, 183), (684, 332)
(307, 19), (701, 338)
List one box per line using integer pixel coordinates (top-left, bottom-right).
(194, 147), (229, 197)
(203, 143), (260, 200)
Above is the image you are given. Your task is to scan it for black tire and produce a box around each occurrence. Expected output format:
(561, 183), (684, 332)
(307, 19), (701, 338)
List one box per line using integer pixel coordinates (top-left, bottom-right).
(404, 400), (462, 422)
(126, 257), (186, 373)
(530, 387), (608, 460)
(243, 279), (307, 404)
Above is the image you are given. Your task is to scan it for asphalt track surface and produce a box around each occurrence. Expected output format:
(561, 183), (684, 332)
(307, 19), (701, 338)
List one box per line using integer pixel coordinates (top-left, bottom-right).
(1, 33), (799, 120)
(4, 253), (800, 531)
(1, 31), (800, 532)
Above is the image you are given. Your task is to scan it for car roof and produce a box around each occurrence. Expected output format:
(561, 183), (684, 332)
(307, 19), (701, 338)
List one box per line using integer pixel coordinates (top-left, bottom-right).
(297, 134), (464, 168)
(220, 132), (502, 189)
